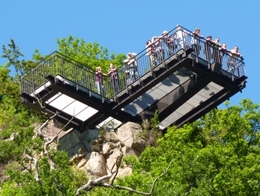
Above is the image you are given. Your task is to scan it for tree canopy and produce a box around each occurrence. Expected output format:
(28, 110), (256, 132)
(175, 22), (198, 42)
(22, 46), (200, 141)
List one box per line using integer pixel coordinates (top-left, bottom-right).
(57, 36), (125, 69)
(114, 99), (260, 196)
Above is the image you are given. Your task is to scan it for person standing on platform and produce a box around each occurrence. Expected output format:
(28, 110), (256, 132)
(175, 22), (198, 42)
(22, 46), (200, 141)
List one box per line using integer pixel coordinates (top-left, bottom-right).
(126, 52), (138, 84)
(204, 35), (213, 62)
(219, 43), (229, 64)
(152, 36), (164, 65)
(212, 38), (222, 63)
(161, 30), (175, 57)
(107, 63), (120, 95)
(191, 28), (204, 57)
(146, 40), (155, 68)
(175, 25), (189, 50)
(95, 66), (107, 96)
(228, 46), (243, 72)
(123, 58), (130, 85)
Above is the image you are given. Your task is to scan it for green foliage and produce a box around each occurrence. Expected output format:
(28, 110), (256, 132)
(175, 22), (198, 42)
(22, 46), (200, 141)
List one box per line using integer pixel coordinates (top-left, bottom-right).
(2, 39), (24, 75)
(123, 155), (138, 168)
(0, 65), (41, 162)
(57, 36), (125, 71)
(0, 38), (127, 195)
(99, 129), (106, 136)
(96, 99), (260, 196)
(139, 110), (162, 146)
(151, 110), (160, 131)
(56, 36), (127, 97)
(1, 39), (38, 76)
(1, 151), (83, 196)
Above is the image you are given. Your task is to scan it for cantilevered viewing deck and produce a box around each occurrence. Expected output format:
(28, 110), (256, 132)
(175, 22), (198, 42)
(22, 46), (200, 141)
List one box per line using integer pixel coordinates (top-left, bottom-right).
(20, 26), (247, 131)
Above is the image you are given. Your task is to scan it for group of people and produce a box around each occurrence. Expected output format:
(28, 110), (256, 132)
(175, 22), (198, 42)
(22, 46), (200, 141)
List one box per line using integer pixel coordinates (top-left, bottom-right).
(146, 25), (190, 67)
(95, 25), (244, 97)
(146, 25), (244, 69)
(95, 52), (138, 96)
(95, 63), (120, 96)
(192, 27), (243, 68)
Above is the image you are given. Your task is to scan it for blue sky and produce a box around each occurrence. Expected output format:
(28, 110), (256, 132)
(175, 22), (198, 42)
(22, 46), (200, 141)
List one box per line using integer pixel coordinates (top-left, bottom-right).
(1, 1), (259, 106)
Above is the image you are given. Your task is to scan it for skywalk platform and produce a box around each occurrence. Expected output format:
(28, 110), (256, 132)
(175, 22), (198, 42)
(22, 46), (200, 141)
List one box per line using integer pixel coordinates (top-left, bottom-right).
(20, 26), (247, 131)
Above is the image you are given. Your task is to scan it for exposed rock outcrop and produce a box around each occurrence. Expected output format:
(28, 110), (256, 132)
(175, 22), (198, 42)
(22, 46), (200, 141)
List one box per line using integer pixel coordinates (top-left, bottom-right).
(69, 122), (146, 180)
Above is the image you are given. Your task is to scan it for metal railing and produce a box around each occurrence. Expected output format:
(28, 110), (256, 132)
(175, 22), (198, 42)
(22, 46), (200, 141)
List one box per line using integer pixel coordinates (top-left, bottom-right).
(21, 52), (96, 95)
(21, 26), (246, 100)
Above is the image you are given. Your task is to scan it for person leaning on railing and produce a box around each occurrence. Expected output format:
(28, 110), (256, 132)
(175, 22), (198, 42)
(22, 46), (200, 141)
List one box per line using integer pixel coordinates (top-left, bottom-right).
(95, 66), (107, 96)
(161, 30), (175, 56)
(204, 36), (214, 62)
(151, 36), (164, 65)
(146, 40), (156, 68)
(218, 43), (230, 64)
(227, 46), (243, 72)
(191, 28), (204, 57)
(211, 38), (222, 63)
(174, 25), (189, 51)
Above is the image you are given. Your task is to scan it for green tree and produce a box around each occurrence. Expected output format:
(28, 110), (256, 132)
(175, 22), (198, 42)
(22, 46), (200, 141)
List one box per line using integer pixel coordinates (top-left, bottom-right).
(0, 38), (126, 195)
(108, 99), (260, 196)
(56, 36), (125, 71)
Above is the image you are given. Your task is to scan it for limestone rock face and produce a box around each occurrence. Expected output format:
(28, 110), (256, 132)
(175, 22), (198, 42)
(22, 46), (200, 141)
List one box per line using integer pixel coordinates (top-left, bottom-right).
(131, 139), (146, 153)
(61, 122), (147, 180)
(117, 167), (132, 178)
(77, 157), (88, 168)
(59, 128), (99, 157)
(86, 152), (107, 178)
(106, 148), (122, 172)
(103, 141), (120, 156)
(117, 122), (146, 155)
(104, 131), (120, 143)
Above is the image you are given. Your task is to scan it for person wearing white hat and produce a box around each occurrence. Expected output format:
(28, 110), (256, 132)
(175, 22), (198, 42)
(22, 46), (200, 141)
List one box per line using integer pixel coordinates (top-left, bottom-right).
(162, 30), (168, 35)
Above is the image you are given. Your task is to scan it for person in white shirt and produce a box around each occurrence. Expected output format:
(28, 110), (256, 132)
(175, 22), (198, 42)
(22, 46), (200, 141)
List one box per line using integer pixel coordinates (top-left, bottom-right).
(228, 46), (243, 72)
(175, 25), (188, 50)
(230, 46), (243, 59)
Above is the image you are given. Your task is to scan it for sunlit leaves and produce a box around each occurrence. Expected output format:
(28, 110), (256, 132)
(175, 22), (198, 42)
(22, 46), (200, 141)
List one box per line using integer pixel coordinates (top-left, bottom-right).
(56, 36), (125, 71)
(111, 99), (260, 195)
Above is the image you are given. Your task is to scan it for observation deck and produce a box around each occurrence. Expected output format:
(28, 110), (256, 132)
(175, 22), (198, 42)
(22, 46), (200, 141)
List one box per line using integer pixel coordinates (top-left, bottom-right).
(20, 26), (247, 131)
